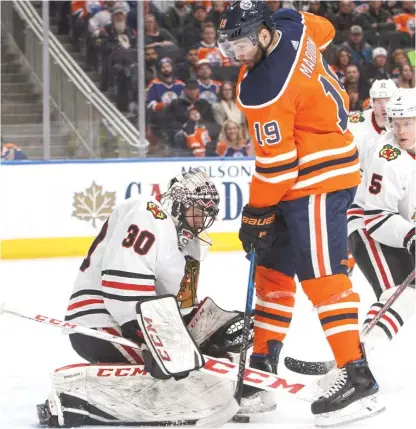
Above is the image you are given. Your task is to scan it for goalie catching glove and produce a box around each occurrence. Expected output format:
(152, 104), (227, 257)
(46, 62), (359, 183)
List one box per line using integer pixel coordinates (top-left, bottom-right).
(137, 295), (255, 380)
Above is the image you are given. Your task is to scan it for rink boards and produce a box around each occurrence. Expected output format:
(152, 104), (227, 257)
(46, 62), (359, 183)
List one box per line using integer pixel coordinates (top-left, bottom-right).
(0, 158), (254, 259)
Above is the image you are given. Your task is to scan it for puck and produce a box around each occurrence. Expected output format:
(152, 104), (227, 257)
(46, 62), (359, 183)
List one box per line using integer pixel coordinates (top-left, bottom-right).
(232, 415), (250, 423)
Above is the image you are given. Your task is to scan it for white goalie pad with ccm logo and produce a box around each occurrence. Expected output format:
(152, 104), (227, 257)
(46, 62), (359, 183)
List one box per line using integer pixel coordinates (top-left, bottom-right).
(136, 295), (205, 376)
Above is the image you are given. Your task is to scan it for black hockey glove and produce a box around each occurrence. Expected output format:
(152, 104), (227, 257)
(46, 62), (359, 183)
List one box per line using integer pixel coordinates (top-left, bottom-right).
(404, 229), (415, 258)
(239, 204), (276, 253)
(200, 312), (254, 358)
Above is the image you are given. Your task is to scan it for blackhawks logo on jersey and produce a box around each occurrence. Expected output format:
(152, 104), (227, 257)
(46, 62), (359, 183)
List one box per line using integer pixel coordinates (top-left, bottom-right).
(379, 144), (401, 161)
(147, 201), (167, 220)
(349, 111), (365, 123)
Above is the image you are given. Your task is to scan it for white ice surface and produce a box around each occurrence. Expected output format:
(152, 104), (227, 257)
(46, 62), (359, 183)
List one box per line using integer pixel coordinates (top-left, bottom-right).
(0, 252), (415, 429)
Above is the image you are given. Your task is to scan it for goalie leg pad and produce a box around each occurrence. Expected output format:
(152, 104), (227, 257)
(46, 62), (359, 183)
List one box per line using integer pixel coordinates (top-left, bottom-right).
(41, 362), (235, 426)
(136, 295), (204, 377)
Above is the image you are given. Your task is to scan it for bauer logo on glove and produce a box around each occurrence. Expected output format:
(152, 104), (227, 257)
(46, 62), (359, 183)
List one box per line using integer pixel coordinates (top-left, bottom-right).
(239, 204), (277, 252)
(242, 213), (275, 226)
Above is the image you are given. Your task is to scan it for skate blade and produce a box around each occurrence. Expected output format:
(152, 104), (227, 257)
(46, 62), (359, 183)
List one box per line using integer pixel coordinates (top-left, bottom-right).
(315, 394), (385, 428)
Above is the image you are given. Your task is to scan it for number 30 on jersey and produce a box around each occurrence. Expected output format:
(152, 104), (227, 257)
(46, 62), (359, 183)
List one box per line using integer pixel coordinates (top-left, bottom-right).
(254, 120), (281, 146)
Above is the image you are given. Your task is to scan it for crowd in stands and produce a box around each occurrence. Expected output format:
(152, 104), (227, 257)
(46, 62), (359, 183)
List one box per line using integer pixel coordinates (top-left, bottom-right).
(45, 1), (416, 159)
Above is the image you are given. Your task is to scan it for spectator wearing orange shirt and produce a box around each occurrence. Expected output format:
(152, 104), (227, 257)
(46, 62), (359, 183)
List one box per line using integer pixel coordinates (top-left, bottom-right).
(1, 142), (27, 160)
(394, 1), (415, 37)
(196, 22), (230, 67)
(216, 120), (250, 158)
(183, 106), (211, 157)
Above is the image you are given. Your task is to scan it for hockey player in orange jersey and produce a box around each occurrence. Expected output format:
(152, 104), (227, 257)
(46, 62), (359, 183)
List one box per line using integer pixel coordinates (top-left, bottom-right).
(218, 1), (383, 426)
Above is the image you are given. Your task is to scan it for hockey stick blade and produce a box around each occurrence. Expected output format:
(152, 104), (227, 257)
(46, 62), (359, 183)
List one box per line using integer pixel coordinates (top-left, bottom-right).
(284, 356), (336, 376)
(195, 399), (240, 428)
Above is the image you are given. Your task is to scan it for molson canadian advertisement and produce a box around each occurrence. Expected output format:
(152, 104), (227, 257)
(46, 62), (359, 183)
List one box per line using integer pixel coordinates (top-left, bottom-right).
(0, 159), (254, 259)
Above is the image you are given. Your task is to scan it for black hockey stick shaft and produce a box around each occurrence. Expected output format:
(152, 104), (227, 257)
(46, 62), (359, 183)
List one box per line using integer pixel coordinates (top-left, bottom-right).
(234, 247), (256, 403)
(285, 268), (416, 376)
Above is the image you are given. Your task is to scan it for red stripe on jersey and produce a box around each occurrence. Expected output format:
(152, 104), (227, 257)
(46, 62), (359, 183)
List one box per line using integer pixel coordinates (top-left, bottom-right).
(103, 327), (144, 364)
(363, 230), (392, 289)
(102, 280), (155, 292)
(364, 214), (384, 226)
(347, 209), (364, 215)
(67, 299), (105, 311)
(368, 310), (399, 334)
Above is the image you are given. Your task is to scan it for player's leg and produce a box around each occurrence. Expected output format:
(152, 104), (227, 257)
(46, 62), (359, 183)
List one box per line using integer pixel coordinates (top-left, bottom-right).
(252, 211), (296, 354)
(281, 188), (383, 425)
(241, 211), (296, 404)
(349, 230), (415, 353)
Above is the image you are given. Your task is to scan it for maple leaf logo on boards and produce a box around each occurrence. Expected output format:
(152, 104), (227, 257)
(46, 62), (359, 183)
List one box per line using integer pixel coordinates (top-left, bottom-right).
(72, 182), (116, 228)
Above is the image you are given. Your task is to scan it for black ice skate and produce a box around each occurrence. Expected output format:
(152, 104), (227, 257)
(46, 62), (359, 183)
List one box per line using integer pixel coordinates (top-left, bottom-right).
(238, 340), (282, 415)
(312, 356), (385, 427)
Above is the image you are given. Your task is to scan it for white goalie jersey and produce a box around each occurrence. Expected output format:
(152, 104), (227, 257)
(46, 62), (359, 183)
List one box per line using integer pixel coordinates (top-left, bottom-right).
(361, 132), (416, 248)
(65, 197), (205, 329)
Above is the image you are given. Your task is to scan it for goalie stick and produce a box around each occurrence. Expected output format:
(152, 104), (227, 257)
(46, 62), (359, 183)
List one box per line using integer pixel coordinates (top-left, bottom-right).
(0, 303), (323, 402)
(196, 248), (257, 428)
(284, 268), (416, 376)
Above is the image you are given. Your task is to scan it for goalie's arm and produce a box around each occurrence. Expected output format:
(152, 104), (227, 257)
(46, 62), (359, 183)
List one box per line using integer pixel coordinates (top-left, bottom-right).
(100, 208), (160, 339)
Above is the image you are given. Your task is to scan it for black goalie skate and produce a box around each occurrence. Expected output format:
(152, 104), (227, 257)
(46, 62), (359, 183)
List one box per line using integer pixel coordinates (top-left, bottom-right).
(239, 340), (282, 415)
(312, 356), (385, 427)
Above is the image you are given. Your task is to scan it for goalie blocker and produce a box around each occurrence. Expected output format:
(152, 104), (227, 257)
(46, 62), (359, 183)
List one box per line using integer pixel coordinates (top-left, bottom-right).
(38, 296), (258, 427)
(137, 295), (205, 380)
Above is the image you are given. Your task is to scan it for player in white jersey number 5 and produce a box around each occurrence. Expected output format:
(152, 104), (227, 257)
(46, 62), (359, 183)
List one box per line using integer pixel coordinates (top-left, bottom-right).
(350, 88), (416, 355)
(37, 168), (256, 427)
(347, 79), (397, 275)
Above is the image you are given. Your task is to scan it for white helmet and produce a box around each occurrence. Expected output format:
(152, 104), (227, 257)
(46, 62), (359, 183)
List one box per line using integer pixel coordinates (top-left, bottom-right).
(369, 79), (397, 100)
(386, 88), (416, 118)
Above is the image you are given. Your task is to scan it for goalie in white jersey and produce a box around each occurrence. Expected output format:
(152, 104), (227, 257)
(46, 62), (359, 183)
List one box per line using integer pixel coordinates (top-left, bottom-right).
(38, 168), (258, 427)
(349, 88), (415, 354)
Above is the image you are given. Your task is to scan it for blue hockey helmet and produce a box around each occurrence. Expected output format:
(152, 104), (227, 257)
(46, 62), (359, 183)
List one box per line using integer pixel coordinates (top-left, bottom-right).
(217, 0), (275, 60)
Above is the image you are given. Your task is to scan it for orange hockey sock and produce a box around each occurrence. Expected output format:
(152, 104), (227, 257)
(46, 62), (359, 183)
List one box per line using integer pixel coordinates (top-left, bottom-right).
(253, 267), (296, 355)
(302, 274), (362, 368)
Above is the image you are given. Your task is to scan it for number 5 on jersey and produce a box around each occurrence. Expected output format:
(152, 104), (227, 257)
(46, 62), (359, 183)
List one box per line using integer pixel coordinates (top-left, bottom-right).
(254, 120), (281, 146)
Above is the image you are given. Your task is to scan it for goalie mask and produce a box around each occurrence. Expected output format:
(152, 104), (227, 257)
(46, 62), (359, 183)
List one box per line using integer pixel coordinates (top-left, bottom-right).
(160, 168), (220, 247)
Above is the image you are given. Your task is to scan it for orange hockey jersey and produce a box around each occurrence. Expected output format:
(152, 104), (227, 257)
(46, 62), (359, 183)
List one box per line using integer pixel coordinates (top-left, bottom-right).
(236, 9), (360, 208)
